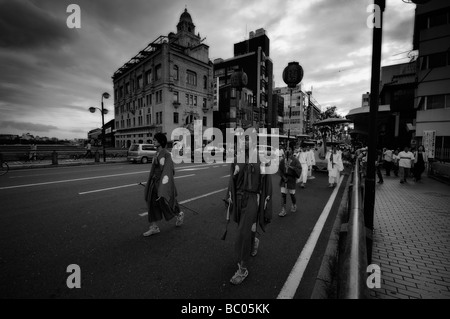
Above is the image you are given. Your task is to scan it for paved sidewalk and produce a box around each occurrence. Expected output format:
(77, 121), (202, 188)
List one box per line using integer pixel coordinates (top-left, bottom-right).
(369, 174), (450, 299)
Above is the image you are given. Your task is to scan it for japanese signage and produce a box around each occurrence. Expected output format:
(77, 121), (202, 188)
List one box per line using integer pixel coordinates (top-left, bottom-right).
(423, 130), (436, 159)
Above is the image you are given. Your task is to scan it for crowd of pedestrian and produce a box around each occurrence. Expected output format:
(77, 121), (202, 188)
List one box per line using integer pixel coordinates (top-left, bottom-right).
(354, 144), (429, 184)
(141, 137), (431, 286)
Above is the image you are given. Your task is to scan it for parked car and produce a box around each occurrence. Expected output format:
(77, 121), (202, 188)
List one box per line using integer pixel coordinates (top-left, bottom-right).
(127, 143), (157, 164)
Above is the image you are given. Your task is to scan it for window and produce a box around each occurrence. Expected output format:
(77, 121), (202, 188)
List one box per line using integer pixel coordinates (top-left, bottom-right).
(145, 70), (152, 85)
(174, 112), (179, 124)
(203, 98), (207, 108)
(125, 82), (130, 95)
(155, 64), (162, 81)
(203, 116), (207, 127)
(137, 75), (143, 89)
(173, 65), (179, 80)
(203, 76), (207, 89)
(186, 93), (190, 105)
(156, 90), (163, 103)
(429, 11), (448, 28)
(428, 52), (448, 69)
(173, 91), (179, 103)
(146, 94), (152, 106)
(187, 70), (197, 86)
(427, 95), (445, 110)
(194, 96), (197, 106)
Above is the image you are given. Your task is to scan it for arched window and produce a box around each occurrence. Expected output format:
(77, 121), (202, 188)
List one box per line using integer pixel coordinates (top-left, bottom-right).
(186, 70), (197, 86)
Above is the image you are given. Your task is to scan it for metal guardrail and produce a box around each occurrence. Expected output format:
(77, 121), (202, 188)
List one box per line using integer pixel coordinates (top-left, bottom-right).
(338, 159), (368, 299)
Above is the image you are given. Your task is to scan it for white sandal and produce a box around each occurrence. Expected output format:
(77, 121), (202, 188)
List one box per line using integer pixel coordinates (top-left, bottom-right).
(230, 263), (248, 285)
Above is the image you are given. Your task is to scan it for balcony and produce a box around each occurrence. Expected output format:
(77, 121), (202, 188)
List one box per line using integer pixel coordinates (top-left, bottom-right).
(173, 101), (181, 109)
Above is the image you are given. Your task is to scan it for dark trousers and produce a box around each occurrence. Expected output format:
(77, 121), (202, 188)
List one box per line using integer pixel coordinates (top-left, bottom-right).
(376, 165), (383, 182)
(384, 161), (393, 176)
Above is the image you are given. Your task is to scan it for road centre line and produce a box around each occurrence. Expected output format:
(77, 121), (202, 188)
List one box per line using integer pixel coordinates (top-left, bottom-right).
(78, 174), (195, 195)
(139, 187), (228, 217)
(277, 175), (344, 299)
(0, 171), (148, 190)
(178, 167), (210, 172)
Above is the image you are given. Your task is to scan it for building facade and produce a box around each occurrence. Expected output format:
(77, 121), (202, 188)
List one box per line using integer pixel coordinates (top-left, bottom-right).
(413, 0), (450, 160)
(112, 9), (214, 148)
(213, 29), (273, 133)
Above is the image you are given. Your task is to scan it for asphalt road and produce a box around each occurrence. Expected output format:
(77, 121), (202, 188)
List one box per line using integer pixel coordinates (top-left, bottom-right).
(0, 161), (347, 299)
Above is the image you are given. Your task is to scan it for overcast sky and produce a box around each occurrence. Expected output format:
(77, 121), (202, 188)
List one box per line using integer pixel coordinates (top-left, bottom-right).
(0, 0), (417, 140)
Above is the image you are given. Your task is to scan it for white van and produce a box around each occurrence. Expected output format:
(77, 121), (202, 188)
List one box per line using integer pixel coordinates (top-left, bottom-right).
(127, 143), (157, 164)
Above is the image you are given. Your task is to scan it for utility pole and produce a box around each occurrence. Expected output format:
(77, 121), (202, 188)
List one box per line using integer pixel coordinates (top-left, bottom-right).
(364, 0), (385, 263)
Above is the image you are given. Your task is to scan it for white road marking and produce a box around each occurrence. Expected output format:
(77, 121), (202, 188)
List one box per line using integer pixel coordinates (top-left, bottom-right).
(0, 171), (148, 190)
(78, 174), (195, 195)
(277, 175), (344, 299)
(139, 187), (228, 217)
(178, 167), (210, 172)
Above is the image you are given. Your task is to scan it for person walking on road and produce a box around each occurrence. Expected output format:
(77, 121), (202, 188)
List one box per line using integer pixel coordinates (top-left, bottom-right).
(85, 142), (92, 158)
(376, 148), (384, 184)
(29, 144), (37, 161)
(383, 147), (393, 176)
(296, 145), (309, 188)
(143, 132), (184, 236)
(413, 145), (428, 182)
(278, 145), (301, 216)
(392, 148), (400, 177)
(326, 145), (344, 188)
(307, 145), (316, 180)
(224, 139), (272, 285)
(398, 146), (415, 184)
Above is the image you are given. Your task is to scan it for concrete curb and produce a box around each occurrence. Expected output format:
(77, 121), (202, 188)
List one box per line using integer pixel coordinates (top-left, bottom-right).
(310, 171), (352, 299)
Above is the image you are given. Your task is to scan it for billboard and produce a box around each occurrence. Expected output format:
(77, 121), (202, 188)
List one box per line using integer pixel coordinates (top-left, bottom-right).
(423, 130), (436, 159)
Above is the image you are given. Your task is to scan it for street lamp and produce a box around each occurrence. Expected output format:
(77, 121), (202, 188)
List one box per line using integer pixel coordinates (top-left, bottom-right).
(89, 92), (110, 162)
(282, 62), (304, 151)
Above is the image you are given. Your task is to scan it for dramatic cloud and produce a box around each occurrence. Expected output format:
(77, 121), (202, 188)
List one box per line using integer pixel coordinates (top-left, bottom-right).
(0, 0), (417, 139)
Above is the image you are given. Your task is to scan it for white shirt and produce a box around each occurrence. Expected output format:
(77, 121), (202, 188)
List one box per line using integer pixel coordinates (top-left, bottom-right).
(297, 151), (309, 165)
(398, 151), (415, 168)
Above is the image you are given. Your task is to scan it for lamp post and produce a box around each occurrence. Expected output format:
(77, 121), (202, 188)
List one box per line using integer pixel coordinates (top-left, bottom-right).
(89, 92), (110, 162)
(282, 62), (304, 151)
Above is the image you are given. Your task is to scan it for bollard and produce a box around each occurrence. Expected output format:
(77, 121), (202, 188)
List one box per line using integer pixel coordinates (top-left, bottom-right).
(52, 151), (58, 165)
(94, 150), (100, 162)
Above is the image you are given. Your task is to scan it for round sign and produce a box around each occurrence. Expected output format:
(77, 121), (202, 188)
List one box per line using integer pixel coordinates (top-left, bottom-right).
(283, 62), (304, 88)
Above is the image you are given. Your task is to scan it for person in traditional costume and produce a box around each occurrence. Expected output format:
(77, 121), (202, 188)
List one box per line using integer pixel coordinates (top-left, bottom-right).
(326, 145), (344, 188)
(278, 145), (301, 216)
(224, 139), (273, 285)
(143, 133), (184, 236)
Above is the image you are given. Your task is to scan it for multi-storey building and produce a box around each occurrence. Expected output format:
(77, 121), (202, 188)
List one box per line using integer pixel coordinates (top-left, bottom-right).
(213, 29), (273, 133)
(273, 85), (306, 136)
(112, 9), (214, 148)
(413, 0), (450, 160)
(273, 85), (321, 137)
(271, 93), (285, 132)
